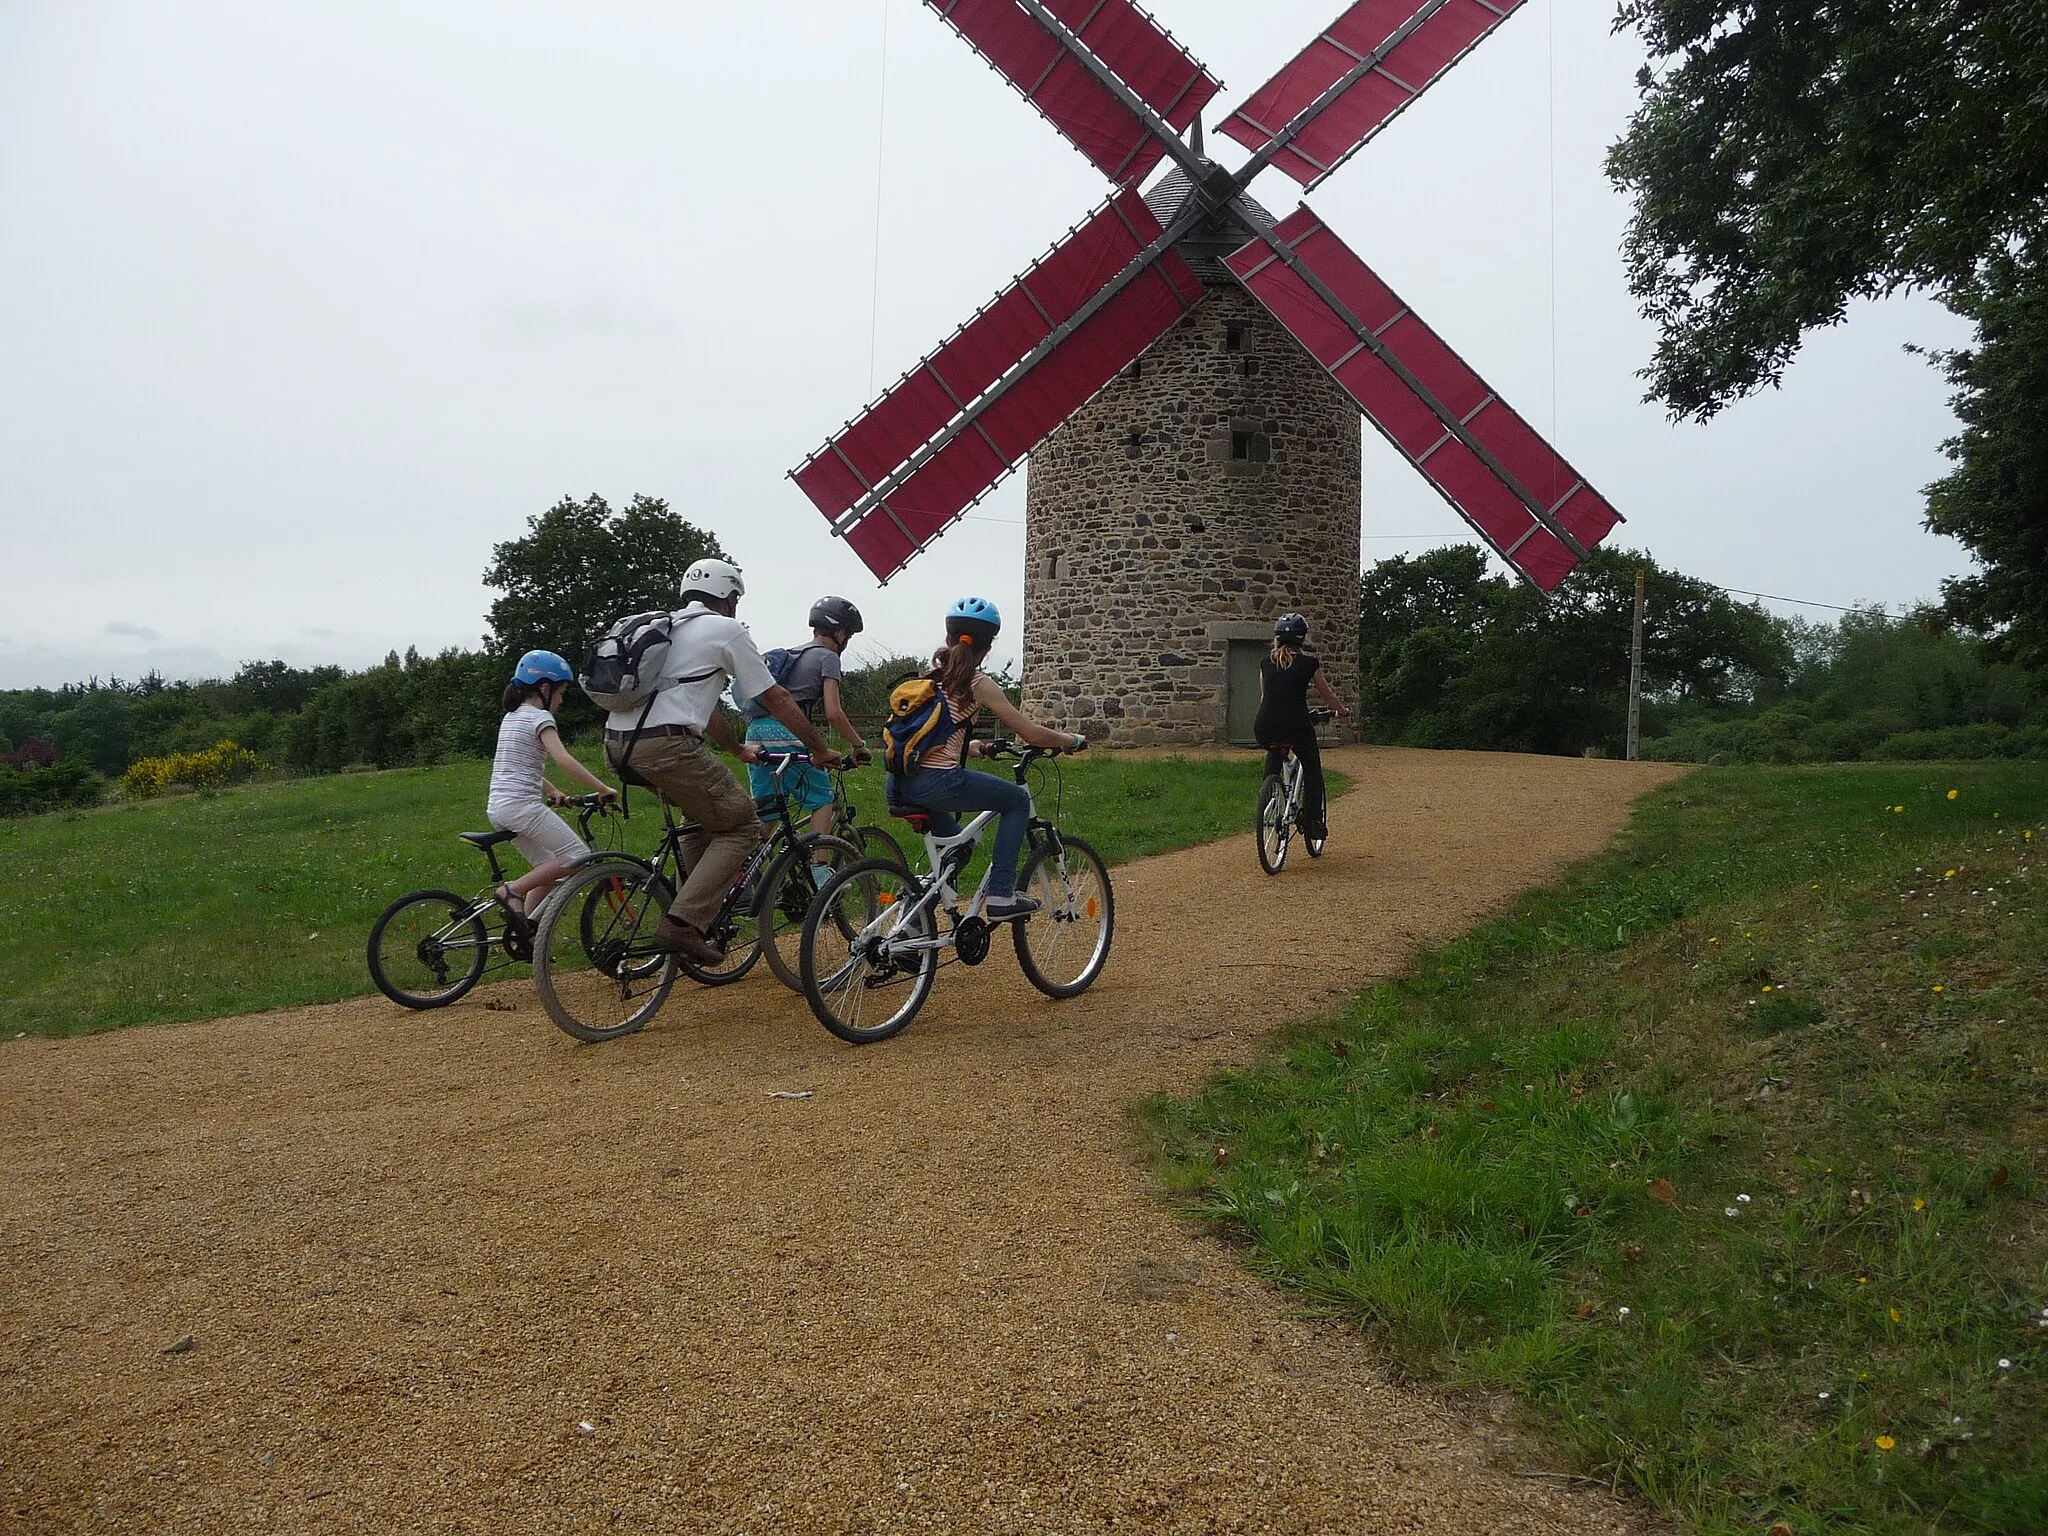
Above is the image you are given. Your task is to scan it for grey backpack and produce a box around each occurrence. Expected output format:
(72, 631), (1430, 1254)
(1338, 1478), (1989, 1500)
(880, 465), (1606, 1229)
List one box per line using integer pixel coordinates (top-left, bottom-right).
(578, 610), (716, 713)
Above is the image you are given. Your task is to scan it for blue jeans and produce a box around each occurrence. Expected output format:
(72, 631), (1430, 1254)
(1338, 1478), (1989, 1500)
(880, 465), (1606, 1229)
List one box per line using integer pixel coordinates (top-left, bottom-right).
(888, 765), (1032, 897)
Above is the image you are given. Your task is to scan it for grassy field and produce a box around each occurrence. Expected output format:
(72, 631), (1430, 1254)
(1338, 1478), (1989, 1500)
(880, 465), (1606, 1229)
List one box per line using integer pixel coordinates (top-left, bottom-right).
(1149, 763), (2047, 1535)
(0, 747), (1308, 1037)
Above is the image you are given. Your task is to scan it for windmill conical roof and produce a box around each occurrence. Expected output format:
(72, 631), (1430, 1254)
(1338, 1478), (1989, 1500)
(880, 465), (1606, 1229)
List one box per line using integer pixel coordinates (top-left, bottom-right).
(1142, 167), (1275, 284)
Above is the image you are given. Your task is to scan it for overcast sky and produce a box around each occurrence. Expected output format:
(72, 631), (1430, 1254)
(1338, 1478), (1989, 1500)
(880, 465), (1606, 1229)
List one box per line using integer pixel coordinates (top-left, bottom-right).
(0, 0), (1974, 689)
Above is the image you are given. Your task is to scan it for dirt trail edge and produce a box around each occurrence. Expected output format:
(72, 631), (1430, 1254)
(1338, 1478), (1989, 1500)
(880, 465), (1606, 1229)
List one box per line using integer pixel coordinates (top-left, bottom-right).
(2, 747), (1679, 1535)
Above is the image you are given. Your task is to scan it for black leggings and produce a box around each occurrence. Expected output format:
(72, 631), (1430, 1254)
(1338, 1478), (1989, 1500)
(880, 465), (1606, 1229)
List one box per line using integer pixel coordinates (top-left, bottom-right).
(1261, 734), (1326, 829)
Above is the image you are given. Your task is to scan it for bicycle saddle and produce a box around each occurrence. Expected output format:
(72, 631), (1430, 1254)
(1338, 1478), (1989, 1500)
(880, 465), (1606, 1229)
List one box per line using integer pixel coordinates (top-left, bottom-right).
(887, 802), (934, 831)
(459, 830), (519, 850)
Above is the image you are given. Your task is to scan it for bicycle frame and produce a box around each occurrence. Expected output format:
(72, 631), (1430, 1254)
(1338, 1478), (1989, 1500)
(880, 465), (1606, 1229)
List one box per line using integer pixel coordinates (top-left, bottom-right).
(844, 757), (1073, 961)
(564, 752), (818, 934)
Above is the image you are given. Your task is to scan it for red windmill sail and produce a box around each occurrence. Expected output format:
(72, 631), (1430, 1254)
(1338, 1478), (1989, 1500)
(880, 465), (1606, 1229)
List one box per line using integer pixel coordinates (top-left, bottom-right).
(1218, 0), (1526, 188)
(792, 190), (1206, 582)
(1226, 206), (1619, 591)
(927, 0), (1220, 186)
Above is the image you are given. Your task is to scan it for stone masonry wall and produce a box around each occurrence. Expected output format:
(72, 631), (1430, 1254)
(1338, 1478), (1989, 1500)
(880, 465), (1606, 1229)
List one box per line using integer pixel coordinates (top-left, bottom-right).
(1022, 281), (1362, 745)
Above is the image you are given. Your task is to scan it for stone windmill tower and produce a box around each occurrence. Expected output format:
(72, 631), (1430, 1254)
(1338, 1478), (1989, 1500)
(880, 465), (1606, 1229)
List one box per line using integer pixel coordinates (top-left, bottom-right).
(792, 0), (1624, 745)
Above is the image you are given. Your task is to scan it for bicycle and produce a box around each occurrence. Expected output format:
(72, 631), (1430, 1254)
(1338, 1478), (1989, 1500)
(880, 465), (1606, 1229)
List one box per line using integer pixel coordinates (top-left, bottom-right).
(1256, 707), (1337, 875)
(528, 752), (865, 1041)
(366, 793), (620, 1009)
(795, 741), (1114, 1045)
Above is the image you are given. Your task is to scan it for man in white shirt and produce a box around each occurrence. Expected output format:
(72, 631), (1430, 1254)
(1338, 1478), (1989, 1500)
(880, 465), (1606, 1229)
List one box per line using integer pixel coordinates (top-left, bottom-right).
(604, 558), (842, 963)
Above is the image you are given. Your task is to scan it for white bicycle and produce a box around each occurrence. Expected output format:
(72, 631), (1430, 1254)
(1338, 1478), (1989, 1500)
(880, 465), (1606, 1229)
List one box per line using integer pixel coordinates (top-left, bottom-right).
(796, 741), (1114, 1044)
(1257, 708), (1336, 875)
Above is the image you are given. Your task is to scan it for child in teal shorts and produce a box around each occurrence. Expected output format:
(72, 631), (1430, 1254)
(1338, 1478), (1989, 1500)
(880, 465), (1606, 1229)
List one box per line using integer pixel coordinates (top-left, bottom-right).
(742, 597), (870, 880)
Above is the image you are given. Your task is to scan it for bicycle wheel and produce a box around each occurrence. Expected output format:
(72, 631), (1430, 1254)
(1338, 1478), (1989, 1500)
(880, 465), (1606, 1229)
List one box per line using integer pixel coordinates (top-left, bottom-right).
(1014, 836), (1114, 998)
(367, 890), (490, 1009)
(799, 858), (937, 1044)
(533, 860), (678, 1042)
(759, 833), (863, 993)
(1256, 775), (1290, 875)
(851, 822), (910, 872)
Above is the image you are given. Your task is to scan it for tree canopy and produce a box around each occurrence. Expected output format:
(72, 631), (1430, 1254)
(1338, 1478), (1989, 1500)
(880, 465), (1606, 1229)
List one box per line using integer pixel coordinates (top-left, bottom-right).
(482, 493), (726, 662)
(1923, 254), (2048, 667)
(1358, 546), (1789, 757)
(1607, 1), (2048, 418)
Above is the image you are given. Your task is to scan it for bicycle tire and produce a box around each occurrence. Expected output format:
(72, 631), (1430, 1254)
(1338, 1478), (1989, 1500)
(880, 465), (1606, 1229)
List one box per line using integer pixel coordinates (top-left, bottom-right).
(533, 859), (679, 1042)
(798, 858), (936, 1044)
(1013, 836), (1114, 999)
(851, 823), (910, 872)
(759, 833), (864, 993)
(367, 889), (490, 1009)
(1256, 775), (1290, 875)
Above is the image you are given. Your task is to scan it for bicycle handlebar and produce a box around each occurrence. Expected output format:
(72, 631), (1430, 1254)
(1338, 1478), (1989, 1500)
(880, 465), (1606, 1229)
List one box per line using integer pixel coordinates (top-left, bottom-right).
(559, 791), (624, 836)
(757, 747), (875, 772)
(980, 737), (1088, 778)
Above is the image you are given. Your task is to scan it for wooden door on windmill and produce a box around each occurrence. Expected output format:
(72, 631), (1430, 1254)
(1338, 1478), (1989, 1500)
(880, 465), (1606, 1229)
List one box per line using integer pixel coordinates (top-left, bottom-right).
(1226, 641), (1264, 746)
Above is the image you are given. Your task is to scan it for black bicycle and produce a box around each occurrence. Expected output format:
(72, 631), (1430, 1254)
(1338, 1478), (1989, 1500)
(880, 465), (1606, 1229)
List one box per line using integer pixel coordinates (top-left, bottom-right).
(1256, 708), (1337, 874)
(822, 755), (907, 873)
(366, 793), (619, 1009)
(529, 752), (869, 1041)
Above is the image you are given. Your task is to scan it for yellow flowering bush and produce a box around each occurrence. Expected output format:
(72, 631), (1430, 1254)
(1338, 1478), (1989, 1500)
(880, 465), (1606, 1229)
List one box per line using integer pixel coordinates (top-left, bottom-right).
(122, 741), (267, 799)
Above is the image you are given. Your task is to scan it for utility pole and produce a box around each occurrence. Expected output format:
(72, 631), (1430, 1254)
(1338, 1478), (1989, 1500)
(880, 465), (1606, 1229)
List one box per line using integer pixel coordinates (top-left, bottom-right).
(1626, 566), (1646, 762)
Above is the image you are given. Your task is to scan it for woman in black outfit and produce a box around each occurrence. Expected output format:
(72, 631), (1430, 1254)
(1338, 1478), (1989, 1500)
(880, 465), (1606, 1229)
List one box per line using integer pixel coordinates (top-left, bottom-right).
(1253, 613), (1350, 838)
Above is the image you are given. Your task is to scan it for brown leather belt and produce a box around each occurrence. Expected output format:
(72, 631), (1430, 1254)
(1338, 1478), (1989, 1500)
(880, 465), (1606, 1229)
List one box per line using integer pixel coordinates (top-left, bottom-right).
(606, 724), (700, 743)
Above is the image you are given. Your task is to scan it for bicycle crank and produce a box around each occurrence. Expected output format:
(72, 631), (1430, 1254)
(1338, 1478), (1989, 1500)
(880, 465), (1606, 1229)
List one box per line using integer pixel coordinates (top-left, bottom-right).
(953, 915), (991, 966)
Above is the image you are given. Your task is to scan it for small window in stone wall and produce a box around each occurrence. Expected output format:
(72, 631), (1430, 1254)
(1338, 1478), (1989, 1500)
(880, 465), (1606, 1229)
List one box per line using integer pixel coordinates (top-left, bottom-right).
(1230, 430), (1271, 463)
(1045, 551), (1070, 582)
(1242, 356), (1261, 377)
(1224, 324), (1249, 353)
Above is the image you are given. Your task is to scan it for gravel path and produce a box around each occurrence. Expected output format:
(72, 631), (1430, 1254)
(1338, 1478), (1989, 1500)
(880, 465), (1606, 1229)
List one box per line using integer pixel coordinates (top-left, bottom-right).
(2, 747), (1678, 1534)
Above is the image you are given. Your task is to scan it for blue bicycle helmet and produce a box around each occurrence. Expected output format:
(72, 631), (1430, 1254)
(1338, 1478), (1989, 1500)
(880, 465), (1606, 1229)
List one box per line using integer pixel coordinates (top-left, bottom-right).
(946, 596), (1001, 647)
(512, 649), (575, 685)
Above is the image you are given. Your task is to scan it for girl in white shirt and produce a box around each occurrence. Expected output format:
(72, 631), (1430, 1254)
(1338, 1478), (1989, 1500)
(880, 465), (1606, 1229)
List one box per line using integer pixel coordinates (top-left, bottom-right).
(489, 650), (617, 926)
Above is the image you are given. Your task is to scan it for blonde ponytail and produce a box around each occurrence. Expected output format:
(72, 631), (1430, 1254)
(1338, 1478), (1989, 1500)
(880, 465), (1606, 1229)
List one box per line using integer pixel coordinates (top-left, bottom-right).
(1270, 641), (1301, 670)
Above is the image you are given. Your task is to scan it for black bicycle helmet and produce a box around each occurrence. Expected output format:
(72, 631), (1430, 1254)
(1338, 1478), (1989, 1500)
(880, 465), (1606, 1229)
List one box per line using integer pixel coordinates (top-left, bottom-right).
(809, 595), (864, 636)
(1274, 612), (1309, 645)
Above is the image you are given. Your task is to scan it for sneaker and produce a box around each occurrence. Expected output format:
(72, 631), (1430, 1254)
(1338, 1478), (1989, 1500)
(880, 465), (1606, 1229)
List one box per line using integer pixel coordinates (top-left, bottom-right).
(648, 917), (727, 964)
(984, 892), (1041, 921)
(810, 863), (834, 890)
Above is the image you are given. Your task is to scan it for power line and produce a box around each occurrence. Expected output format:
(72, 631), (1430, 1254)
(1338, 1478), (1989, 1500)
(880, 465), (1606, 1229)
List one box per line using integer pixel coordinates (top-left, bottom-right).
(1710, 585), (1898, 615)
(865, 0), (892, 397)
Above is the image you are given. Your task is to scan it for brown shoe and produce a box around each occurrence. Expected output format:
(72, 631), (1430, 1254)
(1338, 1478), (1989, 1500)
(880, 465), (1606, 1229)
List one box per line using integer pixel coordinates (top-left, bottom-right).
(649, 917), (726, 965)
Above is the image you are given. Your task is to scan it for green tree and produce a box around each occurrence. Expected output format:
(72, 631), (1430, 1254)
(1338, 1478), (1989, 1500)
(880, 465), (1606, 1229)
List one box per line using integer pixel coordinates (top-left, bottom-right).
(482, 494), (727, 663)
(48, 687), (133, 776)
(1923, 255), (2048, 667)
(1607, 3), (2048, 663)
(1358, 547), (1789, 756)
(1606, 2), (2048, 418)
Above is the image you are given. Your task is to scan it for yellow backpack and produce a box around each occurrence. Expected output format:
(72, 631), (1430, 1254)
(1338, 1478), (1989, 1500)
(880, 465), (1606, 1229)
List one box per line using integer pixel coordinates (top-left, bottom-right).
(881, 675), (963, 776)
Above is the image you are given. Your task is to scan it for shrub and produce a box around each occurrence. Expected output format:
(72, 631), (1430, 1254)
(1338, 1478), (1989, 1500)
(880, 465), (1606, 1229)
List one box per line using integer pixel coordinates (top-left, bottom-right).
(0, 758), (106, 818)
(122, 740), (268, 800)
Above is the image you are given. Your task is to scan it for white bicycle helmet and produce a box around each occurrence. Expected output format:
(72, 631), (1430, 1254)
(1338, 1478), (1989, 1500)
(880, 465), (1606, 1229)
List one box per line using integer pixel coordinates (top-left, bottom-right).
(681, 558), (746, 602)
